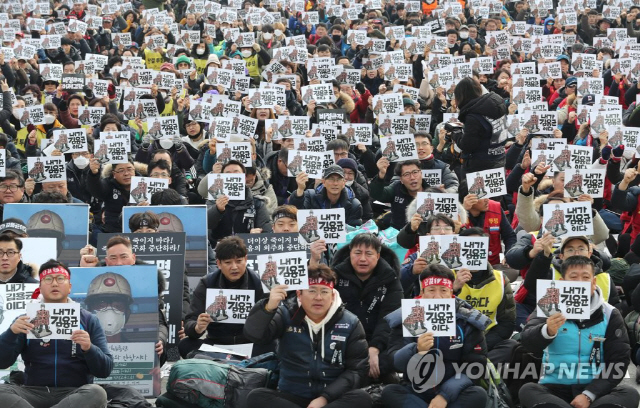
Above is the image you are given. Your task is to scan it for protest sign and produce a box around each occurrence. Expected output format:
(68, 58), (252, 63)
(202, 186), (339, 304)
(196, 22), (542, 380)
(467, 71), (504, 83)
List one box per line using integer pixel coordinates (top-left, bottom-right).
(129, 177), (169, 204)
(421, 170), (442, 187)
(215, 142), (252, 167)
(26, 303), (80, 340)
(77, 106), (105, 126)
(0, 149), (5, 177)
(536, 280), (590, 320)
(341, 123), (373, 145)
(51, 129), (87, 154)
(564, 169), (606, 198)
(465, 168), (507, 199)
(207, 173), (246, 201)
(292, 137), (325, 152)
(372, 93), (403, 116)
(39, 63), (62, 81)
(205, 289), (254, 324)
(266, 115), (309, 139)
(419, 235), (489, 270)
(297, 209), (346, 244)
(62, 75), (85, 92)
(542, 201), (594, 238)
(415, 192), (458, 219)
(287, 150), (329, 179)
(256, 251), (308, 291)
(27, 157), (66, 183)
(237, 233), (310, 276)
(317, 109), (347, 127)
(300, 83), (335, 105)
(95, 134), (130, 164)
(552, 145), (592, 171)
(20, 237), (57, 267)
(146, 115), (180, 140)
(379, 135), (419, 162)
(401, 299), (456, 337)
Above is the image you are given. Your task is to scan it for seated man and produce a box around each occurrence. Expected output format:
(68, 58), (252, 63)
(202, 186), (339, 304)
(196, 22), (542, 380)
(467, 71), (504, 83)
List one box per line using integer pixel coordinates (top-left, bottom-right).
(519, 256), (640, 408)
(0, 260), (113, 408)
(381, 264), (489, 408)
(180, 236), (268, 358)
(244, 265), (372, 408)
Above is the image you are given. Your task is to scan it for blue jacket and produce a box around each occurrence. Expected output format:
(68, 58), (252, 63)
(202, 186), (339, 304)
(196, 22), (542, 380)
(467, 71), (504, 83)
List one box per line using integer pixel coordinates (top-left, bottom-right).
(0, 308), (113, 387)
(244, 297), (369, 402)
(288, 184), (363, 227)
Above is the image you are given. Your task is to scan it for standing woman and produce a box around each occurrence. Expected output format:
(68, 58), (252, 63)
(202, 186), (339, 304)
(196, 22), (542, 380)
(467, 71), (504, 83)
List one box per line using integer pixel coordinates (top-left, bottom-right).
(452, 77), (508, 175)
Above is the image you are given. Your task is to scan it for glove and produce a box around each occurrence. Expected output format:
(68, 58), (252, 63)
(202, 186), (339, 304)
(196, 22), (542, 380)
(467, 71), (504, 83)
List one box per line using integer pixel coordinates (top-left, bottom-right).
(355, 82), (366, 95)
(142, 133), (151, 147)
(58, 99), (67, 112)
(172, 134), (183, 150)
(613, 144), (625, 158)
(601, 145), (612, 161)
(107, 83), (116, 100)
(252, 43), (261, 52)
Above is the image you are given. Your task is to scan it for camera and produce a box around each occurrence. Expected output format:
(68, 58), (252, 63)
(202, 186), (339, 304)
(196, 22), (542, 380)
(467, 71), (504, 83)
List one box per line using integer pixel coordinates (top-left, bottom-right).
(444, 122), (464, 143)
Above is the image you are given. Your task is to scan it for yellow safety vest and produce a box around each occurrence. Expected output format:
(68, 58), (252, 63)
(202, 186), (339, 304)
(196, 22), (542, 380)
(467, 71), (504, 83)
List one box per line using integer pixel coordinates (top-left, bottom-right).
(553, 269), (611, 302)
(143, 48), (165, 71)
(456, 269), (504, 331)
(194, 58), (208, 76)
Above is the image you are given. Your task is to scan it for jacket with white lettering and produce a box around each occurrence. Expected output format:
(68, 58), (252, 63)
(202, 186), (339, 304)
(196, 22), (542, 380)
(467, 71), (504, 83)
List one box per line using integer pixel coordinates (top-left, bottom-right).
(369, 177), (430, 230)
(287, 184), (363, 227)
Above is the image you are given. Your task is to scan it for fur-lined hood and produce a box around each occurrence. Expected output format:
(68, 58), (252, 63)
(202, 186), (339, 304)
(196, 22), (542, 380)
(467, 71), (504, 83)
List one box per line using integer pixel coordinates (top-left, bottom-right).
(537, 178), (554, 192)
(405, 197), (468, 227)
(337, 91), (355, 114)
(100, 161), (148, 178)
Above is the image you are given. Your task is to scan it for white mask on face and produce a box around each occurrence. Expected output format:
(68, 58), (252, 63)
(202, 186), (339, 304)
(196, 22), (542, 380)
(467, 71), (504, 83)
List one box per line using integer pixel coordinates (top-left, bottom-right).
(345, 180), (354, 187)
(95, 307), (126, 336)
(44, 114), (56, 124)
(263, 33), (272, 40)
(159, 138), (174, 149)
(196, 48), (205, 55)
(73, 155), (89, 169)
(460, 32), (469, 39)
(241, 50), (252, 58)
(12, 110), (21, 119)
(274, 29), (283, 37)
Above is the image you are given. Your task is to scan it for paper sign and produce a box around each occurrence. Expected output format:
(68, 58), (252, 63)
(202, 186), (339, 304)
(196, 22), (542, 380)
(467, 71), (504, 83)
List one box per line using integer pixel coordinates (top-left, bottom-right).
(0, 150), (5, 177)
(146, 115), (180, 140)
(215, 142), (252, 167)
(564, 169), (605, 198)
(198, 343), (253, 358)
(20, 237), (57, 267)
(401, 299), (456, 337)
(415, 192), (458, 220)
(372, 93), (403, 116)
(542, 201), (594, 238)
(465, 168), (507, 199)
(341, 123), (373, 145)
(256, 251), (308, 291)
(297, 209), (346, 244)
(26, 303), (80, 340)
(287, 150), (328, 179)
(300, 83), (335, 105)
(536, 280), (590, 320)
(77, 107), (105, 126)
(205, 289), (254, 324)
(27, 157), (66, 183)
(51, 129), (87, 153)
(129, 177), (169, 204)
(552, 145), (592, 171)
(419, 235), (489, 270)
(421, 170), (442, 187)
(207, 173), (246, 201)
(95, 132), (130, 164)
(379, 134), (419, 162)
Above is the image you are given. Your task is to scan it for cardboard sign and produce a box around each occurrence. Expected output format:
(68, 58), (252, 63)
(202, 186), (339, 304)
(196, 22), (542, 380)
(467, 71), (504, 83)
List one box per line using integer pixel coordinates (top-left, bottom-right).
(111, 32), (132, 47)
(95, 132), (130, 164)
(0, 149), (5, 177)
(146, 116), (180, 140)
(401, 299), (456, 337)
(531, 138), (567, 151)
(552, 145), (592, 171)
(129, 177), (169, 204)
(420, 170), (442, 187)
(415, 192), (458, 220)
(238, 232), (310, 277)
(27, 157), (66, 183)
(300, 83), (335, 105)
(287, 150), (329, 179)
(519, 111), (557, 134)
(419, 235), (489, 270)
(256, 251), (308, 291)
(378, 115), (411, 136)
(317, 109), (347, 127)
(297, 209), (346, 244)
(39, 63), (62, 81)
(26, 303), (80, 340)
(77, 107), (105, 126)
(372, 93), (403, 117)
(207, 173), (246, 201)
(407, 114), (432, 133)
(536, 280), (590, 320)
(606, 126), (640, 155)
(542, 201), (594, 238)
(215, 142), (251, 167)
(379, 135), (419, 162)
(205, 289), (255, 324)
(62, 74), (85, 92)
(341, 123), (372, 145)
(512, 87), (543, 105)
(14, 106), (44, 126)
(564, 169), (605, 198)
(266, 116), (309, 140)
(465, 168), (507, 199)
(51, 129), (87, 154)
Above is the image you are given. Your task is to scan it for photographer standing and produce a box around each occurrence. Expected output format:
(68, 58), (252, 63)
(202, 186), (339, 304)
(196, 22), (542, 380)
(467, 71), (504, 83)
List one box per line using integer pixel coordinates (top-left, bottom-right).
(452, 77), (509, 176)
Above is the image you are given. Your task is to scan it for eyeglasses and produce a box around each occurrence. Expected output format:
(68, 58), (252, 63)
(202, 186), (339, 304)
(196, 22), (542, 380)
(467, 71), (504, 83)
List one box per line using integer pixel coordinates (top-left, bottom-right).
(431, 226), (454, 232)
(402, 169), (422, 178)
(114, 168), (135, 174)
(0, 184), (22, 192)
(416, 141), (431, 147)
(564, 247), (588, 255)
(186, 122), (199, 127)
(0, 250), (19, 258)
(42, 275), (69, 285)
(307, 288), (333, 298)
(334, 151), (349, 158)
(150, 172), (170, 178)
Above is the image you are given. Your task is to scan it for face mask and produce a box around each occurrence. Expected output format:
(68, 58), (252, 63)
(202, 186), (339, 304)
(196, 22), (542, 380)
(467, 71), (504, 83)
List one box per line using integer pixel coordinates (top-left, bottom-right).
(120, 81), (129, 87)
(263, 33), (272, 40)
(241, 50), (252, 58)
(447, 41), (456, 47)
(460, 32), (469, 39)
(196, 48), (205, 55)
(44, 114), (56, 124)
(73, 155), (89, 169)
(332, 34), (341, 42)
(12, 110), (21, 119)
(95, 307), (126, 336)
(345, 180), (354, 187)
(274, 29), (283, 37)
(160, 91), (167, 100)
(159, 138), (174, 149)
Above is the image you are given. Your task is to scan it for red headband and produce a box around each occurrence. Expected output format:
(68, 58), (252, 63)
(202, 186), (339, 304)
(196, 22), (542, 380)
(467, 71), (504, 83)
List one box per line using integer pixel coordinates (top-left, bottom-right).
(40, 266), (70, 280)
(309, 278), (335, 289)
(421, 276), (453, 290)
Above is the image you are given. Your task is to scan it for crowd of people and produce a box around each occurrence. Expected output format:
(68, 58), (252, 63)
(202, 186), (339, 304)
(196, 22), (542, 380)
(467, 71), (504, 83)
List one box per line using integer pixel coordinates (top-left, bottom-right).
(0, 0), (640, 407)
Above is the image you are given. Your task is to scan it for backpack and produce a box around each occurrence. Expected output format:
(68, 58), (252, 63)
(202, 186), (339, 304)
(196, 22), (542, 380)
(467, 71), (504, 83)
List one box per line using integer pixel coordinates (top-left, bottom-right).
(164, 358), (272, 408)
(624, 310), (640, 345)
(479, 361), (515, 408)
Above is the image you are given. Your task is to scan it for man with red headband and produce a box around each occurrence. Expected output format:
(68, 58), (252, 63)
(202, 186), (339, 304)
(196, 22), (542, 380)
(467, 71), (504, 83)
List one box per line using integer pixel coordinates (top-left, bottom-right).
(381, 264), (490, 408)
(244, 265), (372, 408)
(0, 259), (113, 408)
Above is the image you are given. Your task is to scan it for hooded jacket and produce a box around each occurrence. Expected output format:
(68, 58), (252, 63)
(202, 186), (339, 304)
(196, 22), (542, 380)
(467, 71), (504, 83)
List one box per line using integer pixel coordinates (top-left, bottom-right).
(330, 245), (403, 351)
(521, 287), (630, 399)
(396, 198), (468, 250)
(244, 294), (369, 402)
(265, 150), (299, 205)
(454, 92), (508, 171)
(288, 184), (363, 227)
(1, 261), (38, 284)
(369, 153), (460, 193)
(370, 178), (430, 230)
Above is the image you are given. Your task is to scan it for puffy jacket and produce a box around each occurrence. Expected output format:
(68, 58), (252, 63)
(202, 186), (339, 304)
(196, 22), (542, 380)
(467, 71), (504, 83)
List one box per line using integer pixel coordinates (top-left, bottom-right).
(330, 245), (403, 351)
(265, 150), (299, 205)
(521, 287), (630, 397)
(65, 161), (94, 205)
(207, 187), (272, 245)
(370, 178), (430, 230)
(370, 154), (460, 193)
(3, 261), (38, 284)
(454, 92), (508, 172)
(288, 185), (363, 227)
(86, 164), (136, 233)
(244, 296), (369, 402)
(185, 267), (266, 344)
(0, 307), (113, 387)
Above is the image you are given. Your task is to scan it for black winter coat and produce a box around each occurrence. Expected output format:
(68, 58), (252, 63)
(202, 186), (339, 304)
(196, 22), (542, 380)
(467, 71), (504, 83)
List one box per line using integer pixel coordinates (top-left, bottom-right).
(86, 169), (131, 233)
